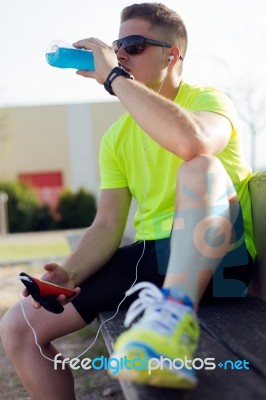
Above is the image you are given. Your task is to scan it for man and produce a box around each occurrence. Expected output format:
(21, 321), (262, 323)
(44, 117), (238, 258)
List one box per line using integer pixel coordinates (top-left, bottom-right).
(0, 3), (255, 398)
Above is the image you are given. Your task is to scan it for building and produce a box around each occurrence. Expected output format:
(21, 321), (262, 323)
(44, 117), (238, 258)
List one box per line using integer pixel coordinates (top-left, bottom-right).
(0, 101), (125, 206)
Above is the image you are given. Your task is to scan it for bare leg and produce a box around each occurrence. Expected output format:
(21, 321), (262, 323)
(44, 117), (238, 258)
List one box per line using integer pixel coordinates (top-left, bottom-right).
(0, 297), (87, 400)
(164, 155), (239, 305)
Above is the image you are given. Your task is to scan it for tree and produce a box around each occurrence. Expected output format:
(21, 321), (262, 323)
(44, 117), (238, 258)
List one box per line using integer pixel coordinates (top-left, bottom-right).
(189, 34), (266, 171)
(210, 54), (266, 171)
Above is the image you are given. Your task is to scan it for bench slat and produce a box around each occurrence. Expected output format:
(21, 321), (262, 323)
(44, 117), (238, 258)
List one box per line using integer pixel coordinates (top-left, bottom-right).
(98, 298), (266, 400)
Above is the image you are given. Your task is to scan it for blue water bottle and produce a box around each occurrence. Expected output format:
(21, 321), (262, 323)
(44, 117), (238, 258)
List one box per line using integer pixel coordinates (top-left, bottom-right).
(46, 40), (95, 70)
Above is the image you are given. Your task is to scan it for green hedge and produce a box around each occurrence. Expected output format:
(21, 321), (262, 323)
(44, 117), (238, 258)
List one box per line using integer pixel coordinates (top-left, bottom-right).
(33, 204), (58, 231)
(0, 181), (38, 233)
(56, 188), (97, 229)
(0, 182), (97, 232)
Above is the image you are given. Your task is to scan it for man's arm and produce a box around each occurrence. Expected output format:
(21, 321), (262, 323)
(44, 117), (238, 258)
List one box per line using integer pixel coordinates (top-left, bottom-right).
(40, 187), (132, 291)
(73, 37), (232, 161)
(63, 187), (132, 285)
(111, 77), (232, 160)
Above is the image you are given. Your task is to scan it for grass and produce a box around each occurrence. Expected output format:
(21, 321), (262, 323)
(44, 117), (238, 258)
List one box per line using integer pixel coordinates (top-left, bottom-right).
(0, 234), (71, 262)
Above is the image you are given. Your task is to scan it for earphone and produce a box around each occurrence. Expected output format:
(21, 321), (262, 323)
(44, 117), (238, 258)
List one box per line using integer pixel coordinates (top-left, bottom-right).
(168, 55), (174, 62)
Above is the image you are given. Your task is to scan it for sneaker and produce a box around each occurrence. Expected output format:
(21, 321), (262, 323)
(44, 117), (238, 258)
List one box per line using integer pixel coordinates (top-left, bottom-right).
(108, 282), (199, 389)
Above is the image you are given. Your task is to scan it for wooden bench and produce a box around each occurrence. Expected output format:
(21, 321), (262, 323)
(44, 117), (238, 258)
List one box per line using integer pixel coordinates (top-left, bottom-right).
(98, 172), (266, 400)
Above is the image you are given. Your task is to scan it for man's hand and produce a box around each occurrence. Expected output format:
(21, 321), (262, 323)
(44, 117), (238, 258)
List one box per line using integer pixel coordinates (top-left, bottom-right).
(23, 263), (81, 309)
(72, 37), (118, 83)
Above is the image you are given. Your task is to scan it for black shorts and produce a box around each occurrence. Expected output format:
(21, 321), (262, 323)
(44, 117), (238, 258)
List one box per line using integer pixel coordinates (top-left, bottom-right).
(72, 239), (254, 324)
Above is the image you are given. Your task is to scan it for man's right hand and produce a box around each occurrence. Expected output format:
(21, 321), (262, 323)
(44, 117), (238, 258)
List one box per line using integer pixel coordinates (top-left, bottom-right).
(73, 37), (118, 85)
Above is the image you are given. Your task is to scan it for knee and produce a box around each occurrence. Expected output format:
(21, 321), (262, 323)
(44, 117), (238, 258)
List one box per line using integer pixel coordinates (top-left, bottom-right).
(179, 155), (223, 179)
(178, 155), (227, 189)
(177, 155), (232, 202)
(0, 304), (29, 357)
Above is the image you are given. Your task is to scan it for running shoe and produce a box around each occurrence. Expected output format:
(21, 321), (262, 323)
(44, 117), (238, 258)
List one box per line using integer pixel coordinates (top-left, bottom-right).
(108, 282), (199, 388)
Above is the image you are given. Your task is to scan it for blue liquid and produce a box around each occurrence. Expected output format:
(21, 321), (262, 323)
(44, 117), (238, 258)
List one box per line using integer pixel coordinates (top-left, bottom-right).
(46, 47), (95, 70)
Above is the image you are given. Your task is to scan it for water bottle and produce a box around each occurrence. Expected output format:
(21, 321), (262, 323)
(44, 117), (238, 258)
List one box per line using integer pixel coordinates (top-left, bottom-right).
(46, 40), (95, 70)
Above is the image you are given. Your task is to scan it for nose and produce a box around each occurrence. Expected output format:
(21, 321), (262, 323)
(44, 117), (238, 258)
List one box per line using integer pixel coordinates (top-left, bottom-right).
(116, 46), (129, 63)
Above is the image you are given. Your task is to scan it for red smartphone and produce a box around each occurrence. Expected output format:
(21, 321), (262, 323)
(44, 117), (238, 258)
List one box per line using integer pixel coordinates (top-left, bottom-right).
(19, 272), (75, 314)
(19, 272), (75, 297)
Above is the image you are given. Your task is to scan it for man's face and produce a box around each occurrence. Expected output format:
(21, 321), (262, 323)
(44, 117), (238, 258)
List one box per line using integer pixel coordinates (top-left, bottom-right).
(116, 18), (170, 90)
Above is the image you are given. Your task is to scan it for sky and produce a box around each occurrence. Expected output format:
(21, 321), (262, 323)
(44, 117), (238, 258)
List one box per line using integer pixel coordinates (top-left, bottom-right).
(0, 0), (266, 168)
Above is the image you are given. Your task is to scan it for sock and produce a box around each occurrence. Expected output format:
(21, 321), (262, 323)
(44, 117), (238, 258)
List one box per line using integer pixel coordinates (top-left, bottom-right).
(162, 287), (195, 310)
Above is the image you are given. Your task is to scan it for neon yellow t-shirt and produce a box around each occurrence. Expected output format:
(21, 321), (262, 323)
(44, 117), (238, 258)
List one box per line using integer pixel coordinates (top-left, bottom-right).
(99, 81), (256, 260)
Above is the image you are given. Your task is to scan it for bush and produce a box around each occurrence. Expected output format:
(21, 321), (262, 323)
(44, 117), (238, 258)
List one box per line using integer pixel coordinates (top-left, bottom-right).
(0, 181), (38, 233)
(32, 204), (58, 231)
(0, 182), (97, 232)
(56, 188), (97, 229)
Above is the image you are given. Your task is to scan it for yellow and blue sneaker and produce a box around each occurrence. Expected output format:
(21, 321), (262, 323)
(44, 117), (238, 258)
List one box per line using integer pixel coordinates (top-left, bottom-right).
(108, 282), (199, 389)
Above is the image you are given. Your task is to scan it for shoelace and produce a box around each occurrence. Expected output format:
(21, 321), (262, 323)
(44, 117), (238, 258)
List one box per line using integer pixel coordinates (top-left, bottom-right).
(124, 282), (191, 334)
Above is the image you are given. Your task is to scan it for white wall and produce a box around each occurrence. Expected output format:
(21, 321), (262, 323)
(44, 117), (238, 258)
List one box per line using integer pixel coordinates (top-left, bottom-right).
(66, 104), (97, 194)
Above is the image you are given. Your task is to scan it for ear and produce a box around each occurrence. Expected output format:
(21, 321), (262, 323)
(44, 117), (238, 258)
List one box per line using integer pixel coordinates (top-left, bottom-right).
(167, 47), (183, 64)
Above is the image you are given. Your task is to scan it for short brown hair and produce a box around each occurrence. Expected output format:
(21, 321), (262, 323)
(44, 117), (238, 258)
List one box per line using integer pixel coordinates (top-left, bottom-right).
(120, 3), (188, 59)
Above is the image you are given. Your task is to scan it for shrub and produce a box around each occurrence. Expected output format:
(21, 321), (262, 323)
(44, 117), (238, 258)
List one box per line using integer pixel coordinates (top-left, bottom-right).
(0, 181), (38, 233)
(32, 204), (58, 231)
(56, 188), (97, 229)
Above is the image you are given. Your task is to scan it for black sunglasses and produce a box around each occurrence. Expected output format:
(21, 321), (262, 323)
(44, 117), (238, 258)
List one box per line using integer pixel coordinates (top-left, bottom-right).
(112, 35), (183, 60)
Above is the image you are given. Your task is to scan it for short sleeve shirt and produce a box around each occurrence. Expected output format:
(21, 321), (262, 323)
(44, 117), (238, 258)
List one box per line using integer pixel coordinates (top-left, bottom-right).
(99, 81), (256, 260)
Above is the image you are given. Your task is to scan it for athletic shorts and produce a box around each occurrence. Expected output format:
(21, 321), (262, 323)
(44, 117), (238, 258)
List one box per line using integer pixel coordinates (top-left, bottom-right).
(72, 238), (254, 324)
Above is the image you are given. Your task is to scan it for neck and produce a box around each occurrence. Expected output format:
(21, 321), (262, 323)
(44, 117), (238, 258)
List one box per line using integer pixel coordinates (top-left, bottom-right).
(154, 73), (182, 100)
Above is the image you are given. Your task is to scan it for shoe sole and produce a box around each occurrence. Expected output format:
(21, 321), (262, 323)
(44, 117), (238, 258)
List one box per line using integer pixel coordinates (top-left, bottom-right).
(109, 347), (198, 389)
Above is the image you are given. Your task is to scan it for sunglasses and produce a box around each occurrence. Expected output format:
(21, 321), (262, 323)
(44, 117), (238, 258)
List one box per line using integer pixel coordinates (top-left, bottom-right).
(112, 35), (183, 60)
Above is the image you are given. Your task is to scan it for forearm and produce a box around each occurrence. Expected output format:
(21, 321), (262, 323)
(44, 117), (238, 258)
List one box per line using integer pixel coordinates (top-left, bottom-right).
(73, 38), (229, 157)
(111, 76), (206, 160)
(62, 222), (122, 286)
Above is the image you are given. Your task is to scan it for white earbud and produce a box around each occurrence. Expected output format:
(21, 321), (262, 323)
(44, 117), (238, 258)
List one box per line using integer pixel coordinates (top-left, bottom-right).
(168, 55), (174, 62)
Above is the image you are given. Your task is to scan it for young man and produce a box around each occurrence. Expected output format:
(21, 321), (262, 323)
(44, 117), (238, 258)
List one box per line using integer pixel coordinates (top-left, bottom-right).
(0, 3), (255, 398)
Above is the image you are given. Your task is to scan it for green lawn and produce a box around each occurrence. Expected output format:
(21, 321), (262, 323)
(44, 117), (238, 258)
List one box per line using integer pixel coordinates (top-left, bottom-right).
(0, 238), (71, 262)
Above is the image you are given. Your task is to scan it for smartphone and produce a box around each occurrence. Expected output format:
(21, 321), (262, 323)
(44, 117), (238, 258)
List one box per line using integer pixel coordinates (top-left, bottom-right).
(19, 272), (75, 314)
(19, 272), (75, 297)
